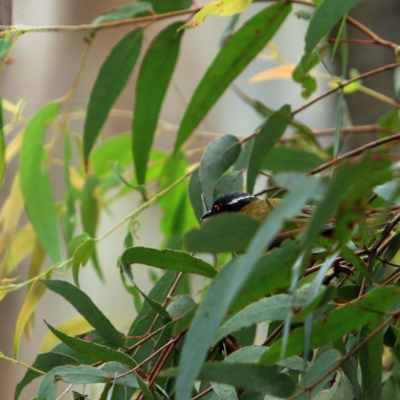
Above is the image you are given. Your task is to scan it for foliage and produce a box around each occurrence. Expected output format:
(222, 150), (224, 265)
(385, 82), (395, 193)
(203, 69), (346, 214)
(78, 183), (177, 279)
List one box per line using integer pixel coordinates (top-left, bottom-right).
(1, 0), (400, 399)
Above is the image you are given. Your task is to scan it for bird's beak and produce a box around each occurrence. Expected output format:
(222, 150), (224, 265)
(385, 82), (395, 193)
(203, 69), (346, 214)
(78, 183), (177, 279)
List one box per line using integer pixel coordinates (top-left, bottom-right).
(201, 210), (214, 220)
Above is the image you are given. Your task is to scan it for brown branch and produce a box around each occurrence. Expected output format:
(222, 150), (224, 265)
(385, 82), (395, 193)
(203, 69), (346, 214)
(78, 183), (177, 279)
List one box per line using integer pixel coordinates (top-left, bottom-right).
(5, 7), (201, 33)
(262, 322), (284, 346)
(307, 131), (400, 175)
(191, 387), (214, 400)
(293, 63), (400, 116)
(328, 38), (377, 46)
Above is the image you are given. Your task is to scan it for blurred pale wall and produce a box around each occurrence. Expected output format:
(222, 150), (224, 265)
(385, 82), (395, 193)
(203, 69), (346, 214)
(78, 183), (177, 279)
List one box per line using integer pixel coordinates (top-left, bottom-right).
(0, 1), (334, 398)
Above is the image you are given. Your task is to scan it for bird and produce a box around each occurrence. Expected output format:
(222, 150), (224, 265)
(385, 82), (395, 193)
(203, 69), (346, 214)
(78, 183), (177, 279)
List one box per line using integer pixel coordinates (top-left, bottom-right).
(201, 191), (399, 245)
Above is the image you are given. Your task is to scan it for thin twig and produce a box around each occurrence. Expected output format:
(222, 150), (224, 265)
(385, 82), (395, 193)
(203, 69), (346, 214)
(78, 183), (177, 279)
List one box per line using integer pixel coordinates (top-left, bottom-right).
(191, 387), (214, 400)
(293, 63), (400, 115)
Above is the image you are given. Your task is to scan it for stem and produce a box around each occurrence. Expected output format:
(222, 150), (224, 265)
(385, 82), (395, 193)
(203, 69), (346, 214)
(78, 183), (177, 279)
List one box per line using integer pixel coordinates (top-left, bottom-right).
(0, 353), (46, 375)
(96, 172), (191, 242)
(6, 8), (202, 33)
(293, 63), (400, 116)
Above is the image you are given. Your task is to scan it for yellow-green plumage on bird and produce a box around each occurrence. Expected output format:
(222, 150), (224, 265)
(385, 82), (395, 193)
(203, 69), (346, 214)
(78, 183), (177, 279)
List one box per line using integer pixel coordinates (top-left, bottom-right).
(201, 191), (399, 244)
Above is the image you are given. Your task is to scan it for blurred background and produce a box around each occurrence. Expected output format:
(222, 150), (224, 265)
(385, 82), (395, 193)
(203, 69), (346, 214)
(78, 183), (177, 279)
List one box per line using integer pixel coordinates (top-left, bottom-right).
(0, 0), (397, 398)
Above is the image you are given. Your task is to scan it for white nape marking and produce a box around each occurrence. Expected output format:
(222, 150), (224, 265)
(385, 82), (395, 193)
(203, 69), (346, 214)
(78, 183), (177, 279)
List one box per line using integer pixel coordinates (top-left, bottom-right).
(226, 195), (254, 206)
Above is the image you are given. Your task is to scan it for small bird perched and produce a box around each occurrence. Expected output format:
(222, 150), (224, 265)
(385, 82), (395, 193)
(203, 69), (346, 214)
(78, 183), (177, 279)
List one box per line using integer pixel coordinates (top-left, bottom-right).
(201, 191), (315, 224)
(201, 191), (399, 245)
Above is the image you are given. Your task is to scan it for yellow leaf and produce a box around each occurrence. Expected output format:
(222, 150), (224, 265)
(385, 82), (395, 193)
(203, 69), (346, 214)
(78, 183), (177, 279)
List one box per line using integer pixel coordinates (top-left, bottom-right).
(69, 166), (85, 190)
(40, 316), (92, 352)
(5, 128), (23, 163)
(28, 239), (46, 280)
(2, 223), (35, 276)
(0, 172), (23, 256)
(14, 278), (46, 357)
(180, 0), (253, 30)
(249, 64), (296, 83)
(2, 99), (18, 113)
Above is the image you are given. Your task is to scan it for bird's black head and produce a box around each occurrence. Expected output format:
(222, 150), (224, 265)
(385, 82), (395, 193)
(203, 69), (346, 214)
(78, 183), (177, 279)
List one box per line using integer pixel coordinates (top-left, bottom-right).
(201, 192), (256, 220)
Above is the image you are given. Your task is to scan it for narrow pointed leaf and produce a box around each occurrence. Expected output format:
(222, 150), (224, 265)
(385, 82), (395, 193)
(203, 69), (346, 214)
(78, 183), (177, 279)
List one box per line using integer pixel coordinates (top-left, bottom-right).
(200, 134), (241, 208)
(45, 322), (136, 367)
(83, 29), (143, 163)
(14, 279), (47, 357)
(20, 102), (62, 263)
(121, 247), (217, 278)
(133, 22), (184, 184)
(174, 2), (292, 151)
(0, 91), (5, 185)
(42, 280), (124, 347)
(247, 105), (292, 193)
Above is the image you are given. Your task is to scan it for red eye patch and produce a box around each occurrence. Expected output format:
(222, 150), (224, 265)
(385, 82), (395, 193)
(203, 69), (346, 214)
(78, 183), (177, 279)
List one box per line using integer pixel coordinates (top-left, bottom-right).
(213, 204), (221, 212)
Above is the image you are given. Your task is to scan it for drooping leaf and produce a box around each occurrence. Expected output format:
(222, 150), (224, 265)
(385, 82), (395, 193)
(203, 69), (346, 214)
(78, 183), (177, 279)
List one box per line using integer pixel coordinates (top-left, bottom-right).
(14, 279), (47, 357)
(121, 247), (217, 278)
(101, 362), (139, 388)
(19, 102), (63, 263)
(247, 105), (292, 192)
(359, 318), (384, 400)
(0, 90), (5, 185)
(83, 29), (143, 164)
(42, 280), (124, 347)
(200, 134), (241, 208)
(176, 175), (320, 400)
(133, 22), (184, 184)
(45, 322), (136, 367)
(181, 0), (252, 30)
(189, 168), (204, 221)
(71, 238), (95, 287)
(174, 2), (292, 151)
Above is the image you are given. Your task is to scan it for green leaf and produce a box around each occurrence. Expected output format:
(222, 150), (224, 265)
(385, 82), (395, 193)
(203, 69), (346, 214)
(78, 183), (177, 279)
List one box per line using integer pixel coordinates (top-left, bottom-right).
(260, 286), (400, 366)
(91, 134), (132, 176)
(164, 363), (296, 397)
(92, 3), (153, 25)
(0, 91), (5, 185)
(83, 29), (143, 164)
(133, 22), (184, 184)
(42, 280), (124, 347)
(45, 322), (136, 367)
(101, 362), (139, 388)
(298, 349), (342, 399)
(184, 213), (260, 254)
(38, 365), (110, 399)
(261, 147), (325, 172)
(158, 152), (197, 249)
(166, 295), (196, 319)
(71, 238), (95, 287)
(142, 0), (191, 13)
(377, 109), (399, 138)
(231, 240), (301, 312)
(189, 168), (204, 221)
(340, 245), (371, 283)
(15, 352), (78, 400)
(200, 134), (241, 208)
(19, 102), (62, 263)
(214, 171), (243, 200)
(214, 292), (309, 344)
(176, 175), (320, 400)
(174, 2), (292, 151)
(247, 105), (292, 193)
(359, 318), (384, 400)
(121, 247), (217, 278)
(302, 0), (364, 64)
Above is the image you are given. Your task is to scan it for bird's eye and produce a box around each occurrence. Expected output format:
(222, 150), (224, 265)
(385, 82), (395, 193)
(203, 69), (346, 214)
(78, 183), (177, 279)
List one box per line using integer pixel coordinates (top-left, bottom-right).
(213, 204), (221, 212)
